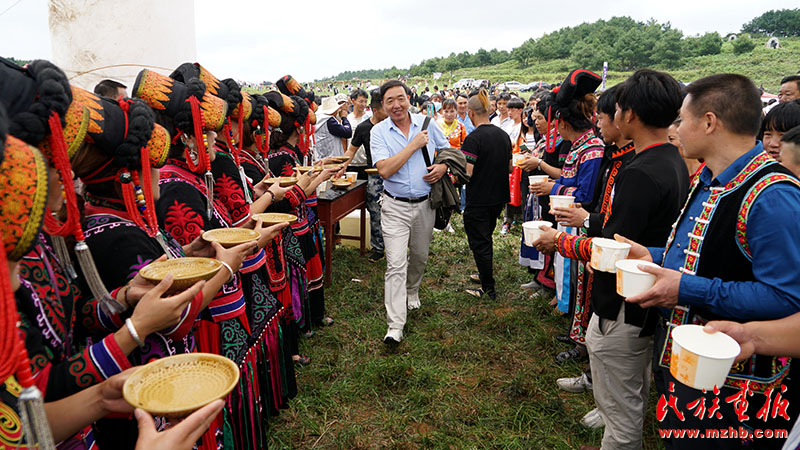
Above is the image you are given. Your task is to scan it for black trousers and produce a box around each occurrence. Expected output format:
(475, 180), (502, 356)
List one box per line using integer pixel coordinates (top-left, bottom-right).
(464, 203), (504, 294)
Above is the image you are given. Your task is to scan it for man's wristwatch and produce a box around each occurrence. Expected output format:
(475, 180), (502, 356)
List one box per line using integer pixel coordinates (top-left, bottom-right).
(583, 214), (591, 228)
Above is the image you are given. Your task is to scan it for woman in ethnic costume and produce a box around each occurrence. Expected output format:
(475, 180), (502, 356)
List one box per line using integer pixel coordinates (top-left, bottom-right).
(171, 63), (302, 408)
(232, 91), (313, 368)
(0, 58), (207, 449)
(518, 92), (569, 287)
(529, 70), (604, 363)
(67, 85), (261, 449)
(133, 68), (289, 450)
(266, 89), (337, 336)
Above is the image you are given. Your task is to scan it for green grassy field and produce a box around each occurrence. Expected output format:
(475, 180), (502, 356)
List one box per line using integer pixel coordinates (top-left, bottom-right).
(268, 215), (665, 449)
(310, 36), (799, 96)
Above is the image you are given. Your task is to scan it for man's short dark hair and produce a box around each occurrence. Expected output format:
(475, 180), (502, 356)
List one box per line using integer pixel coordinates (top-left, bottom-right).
(379, 80), (411, 99)
(457, 93), (468, 100)
(781, 124), (800, 146)
(507, 97), (524, 109)
(369, 89), (382, 110)
(616, 69), (682, 128)
(489, 95), (497, 102)
(762, 99), (800, 133)
(350, 88), (368, 100)
(94, 79), (127, 98)
(781, 75), (800, 90)
(597, 84), (620, 117)
(684, 73), (762, 136)
(498, 92), (512, 102)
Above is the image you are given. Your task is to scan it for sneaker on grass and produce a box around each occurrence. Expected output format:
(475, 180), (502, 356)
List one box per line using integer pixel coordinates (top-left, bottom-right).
(556, 372), (592, 393)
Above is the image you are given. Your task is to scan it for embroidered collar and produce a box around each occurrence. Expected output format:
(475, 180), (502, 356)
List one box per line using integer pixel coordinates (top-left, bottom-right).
(611, 142), (635, 159)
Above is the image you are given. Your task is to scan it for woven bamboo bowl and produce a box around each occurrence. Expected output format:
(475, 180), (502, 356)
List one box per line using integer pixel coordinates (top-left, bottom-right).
(264, 176), (298, 187)
(123, 353), (239, 418)
(328, 156), (349, 163)
(202, 228), (260, 248)
(294, 165), (320, 174)
(322, 163), (345, 171)
(251, 212), (298, 226)
(331, 179), (353, 190)
(139, 257), (222, 293)
(365, 168), (379, 175)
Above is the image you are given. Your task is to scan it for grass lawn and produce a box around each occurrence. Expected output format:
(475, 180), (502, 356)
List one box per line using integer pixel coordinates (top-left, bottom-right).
(268, 214), (665, 449)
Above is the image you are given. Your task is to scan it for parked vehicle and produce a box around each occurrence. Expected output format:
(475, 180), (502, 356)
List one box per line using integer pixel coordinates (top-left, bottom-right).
(453, 78), (475, 89)
(522, 81), (553, 92)
(498, 80), (524, 91)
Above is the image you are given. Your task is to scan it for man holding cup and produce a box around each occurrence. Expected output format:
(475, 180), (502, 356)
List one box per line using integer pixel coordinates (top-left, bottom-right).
(535, 69), (687, 450)
(621, 74), (800, 450)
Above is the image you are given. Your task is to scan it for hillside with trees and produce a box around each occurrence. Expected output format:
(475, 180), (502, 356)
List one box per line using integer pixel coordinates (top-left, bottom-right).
(316, 10), (800, 92)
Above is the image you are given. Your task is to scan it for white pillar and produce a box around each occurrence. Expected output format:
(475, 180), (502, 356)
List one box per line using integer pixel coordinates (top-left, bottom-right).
(48, 0), (196, 92)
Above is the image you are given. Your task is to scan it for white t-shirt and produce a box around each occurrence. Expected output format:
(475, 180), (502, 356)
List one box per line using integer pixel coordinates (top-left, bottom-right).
(491, 115), (515, 136)
(347, 110), (372, 166)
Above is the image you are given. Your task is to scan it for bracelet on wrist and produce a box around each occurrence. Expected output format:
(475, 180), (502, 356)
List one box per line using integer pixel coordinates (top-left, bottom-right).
(125, 318), (145, 347)
(219, 261), (234, 283)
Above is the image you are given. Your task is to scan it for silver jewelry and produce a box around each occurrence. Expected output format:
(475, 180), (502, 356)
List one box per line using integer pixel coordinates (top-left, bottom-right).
(125, 318), (145, 347)
(219, 261), (234, 283)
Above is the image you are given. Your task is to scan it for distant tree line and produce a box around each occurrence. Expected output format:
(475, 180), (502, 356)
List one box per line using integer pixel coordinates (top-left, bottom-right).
(318, 9), (798, 81)
(742, 9), (800, 37)
(510, 17), (722, 71)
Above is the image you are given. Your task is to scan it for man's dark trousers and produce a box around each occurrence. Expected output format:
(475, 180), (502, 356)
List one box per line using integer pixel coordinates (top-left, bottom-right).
(464, 203), (504, 296)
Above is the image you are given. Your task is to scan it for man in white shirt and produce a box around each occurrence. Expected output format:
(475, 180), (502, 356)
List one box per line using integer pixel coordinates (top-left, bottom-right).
(490, 92), (514, 135)
(346, 89), (373, 176)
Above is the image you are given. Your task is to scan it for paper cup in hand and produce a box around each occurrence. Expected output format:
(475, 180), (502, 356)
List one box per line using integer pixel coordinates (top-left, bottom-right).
(522, 221), (552, 246)
(615, 259), (659, 297)
(549, 195), (574, 214)
(513, 154), (525, 166)
(590, 238), (631, 273)
(529, 175), (548, 184)
(670, 324), (741, 391)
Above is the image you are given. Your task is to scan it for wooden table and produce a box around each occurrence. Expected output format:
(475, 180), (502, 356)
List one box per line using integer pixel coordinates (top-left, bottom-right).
(316, 180), (367, 286)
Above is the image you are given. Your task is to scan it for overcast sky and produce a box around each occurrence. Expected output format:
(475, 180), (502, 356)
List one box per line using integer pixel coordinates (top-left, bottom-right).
(0, 0), (796, 82)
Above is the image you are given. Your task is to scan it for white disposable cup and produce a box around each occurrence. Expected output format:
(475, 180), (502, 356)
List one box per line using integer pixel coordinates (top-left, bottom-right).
(670, 324), (741, 391)
(549, 195), (575, 214)
(615, 259), (659, 297)
(590, 238), (631, 273)
(522, 221), (552, 246)
(345, 172), (357, 183)
(529, 175), (549, 184)
(513, 154), (525, 166)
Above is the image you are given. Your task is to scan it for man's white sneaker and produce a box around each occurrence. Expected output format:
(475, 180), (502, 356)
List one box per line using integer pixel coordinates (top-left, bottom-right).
(383, 328), (403, 345)
(520, 279), (541, 290)
(580, 408), (605, 429)
(556, 372), (592, 393)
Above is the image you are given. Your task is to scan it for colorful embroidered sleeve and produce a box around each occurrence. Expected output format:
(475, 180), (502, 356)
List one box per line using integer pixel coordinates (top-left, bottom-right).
(679, 183), (800, 320)
(552, 149), (603, 204)
(460, 133), (478, 164)
(284, 184), (308, 209)
(212, 152), (251, 226)
(555, 233), (593, 262)
(16, 281), (131, 401)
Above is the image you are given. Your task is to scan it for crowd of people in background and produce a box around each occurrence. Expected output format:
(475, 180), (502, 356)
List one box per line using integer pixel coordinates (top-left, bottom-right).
(309, 69), (800, 450)
(3, 47), (800, 450)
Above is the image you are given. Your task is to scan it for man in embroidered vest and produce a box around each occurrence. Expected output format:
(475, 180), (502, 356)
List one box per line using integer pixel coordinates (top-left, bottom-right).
(622, 73), (800, 450)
